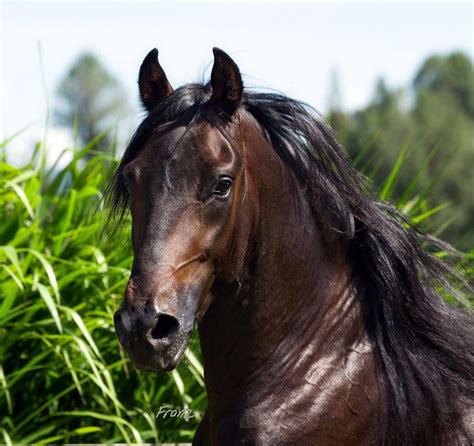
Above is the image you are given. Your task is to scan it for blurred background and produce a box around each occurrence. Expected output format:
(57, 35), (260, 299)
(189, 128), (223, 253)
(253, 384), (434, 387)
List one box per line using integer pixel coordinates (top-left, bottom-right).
(3, 1), (473, 249)
(3, 1), (474, 248)
(1, 1), (473, 444)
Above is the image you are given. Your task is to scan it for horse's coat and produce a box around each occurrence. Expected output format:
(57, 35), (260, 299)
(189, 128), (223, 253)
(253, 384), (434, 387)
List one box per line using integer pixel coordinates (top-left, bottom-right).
(108, 48), (473, 445)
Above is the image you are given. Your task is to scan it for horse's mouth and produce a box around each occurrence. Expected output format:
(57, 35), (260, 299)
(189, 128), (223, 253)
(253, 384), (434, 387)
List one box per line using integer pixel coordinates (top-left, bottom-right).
(138, 333), (190, 372)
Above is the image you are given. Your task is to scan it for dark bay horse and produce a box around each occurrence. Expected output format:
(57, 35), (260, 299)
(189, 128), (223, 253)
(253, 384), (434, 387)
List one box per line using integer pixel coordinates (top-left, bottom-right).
(108, 48), (473, 445)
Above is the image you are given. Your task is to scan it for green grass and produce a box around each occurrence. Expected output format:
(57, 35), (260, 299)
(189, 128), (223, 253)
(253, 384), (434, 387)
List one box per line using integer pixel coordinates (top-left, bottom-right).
(0, 130), (471, 444)
(0, 137), (206, 444)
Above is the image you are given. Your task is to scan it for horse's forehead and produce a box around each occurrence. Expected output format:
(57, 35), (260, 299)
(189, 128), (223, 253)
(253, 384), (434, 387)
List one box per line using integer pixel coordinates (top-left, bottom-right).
(186, 121), (240, 164)
(132, 120), (240, 173)
(133, 125), (187, 165)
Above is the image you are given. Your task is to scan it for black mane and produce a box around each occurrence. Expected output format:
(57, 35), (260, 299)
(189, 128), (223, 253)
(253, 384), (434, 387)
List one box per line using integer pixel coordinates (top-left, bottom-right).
(106, 82), (473, 445)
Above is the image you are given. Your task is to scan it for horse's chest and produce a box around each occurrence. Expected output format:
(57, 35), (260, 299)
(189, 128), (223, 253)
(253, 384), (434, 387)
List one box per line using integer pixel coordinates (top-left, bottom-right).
(200, 347), (379, 445)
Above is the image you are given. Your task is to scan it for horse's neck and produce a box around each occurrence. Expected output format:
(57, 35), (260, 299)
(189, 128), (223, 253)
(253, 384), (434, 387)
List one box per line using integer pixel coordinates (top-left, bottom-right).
(200, 192), (369, 399)
(198, 123), (378, 441)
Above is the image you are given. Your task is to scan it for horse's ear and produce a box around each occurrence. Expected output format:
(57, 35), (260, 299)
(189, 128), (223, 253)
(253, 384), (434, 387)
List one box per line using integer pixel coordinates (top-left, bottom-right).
(210, 48), (243, 116)
(138, 48), (173, 112)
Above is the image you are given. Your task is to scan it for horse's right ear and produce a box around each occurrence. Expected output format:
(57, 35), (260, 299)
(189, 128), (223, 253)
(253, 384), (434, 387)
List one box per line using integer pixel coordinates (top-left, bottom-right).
(210, 48), (243, 116)
(138, 48), (173, 112)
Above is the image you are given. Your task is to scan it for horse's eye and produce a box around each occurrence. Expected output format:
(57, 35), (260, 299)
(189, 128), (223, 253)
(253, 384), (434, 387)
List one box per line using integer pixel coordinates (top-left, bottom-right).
(213, 177), (233, 198)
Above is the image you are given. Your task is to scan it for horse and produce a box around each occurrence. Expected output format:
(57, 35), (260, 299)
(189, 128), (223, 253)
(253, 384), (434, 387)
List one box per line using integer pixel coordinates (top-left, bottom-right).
(108, 48), (473, 445)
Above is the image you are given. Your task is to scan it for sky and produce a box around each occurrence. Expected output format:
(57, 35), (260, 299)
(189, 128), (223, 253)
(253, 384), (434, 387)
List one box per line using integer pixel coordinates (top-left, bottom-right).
(1, 1), (472, 166)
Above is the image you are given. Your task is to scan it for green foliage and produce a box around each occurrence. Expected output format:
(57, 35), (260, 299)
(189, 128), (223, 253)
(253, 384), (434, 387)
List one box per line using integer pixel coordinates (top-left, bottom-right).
(0, 139), (206, 444)
(329, 51), (474, 250)
(55, 53), (130, 153)
(414, 52), (474, 117)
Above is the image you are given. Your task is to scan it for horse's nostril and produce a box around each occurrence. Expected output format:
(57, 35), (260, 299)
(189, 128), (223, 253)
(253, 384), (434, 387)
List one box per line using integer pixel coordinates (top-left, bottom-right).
(150, 314), (179, 341)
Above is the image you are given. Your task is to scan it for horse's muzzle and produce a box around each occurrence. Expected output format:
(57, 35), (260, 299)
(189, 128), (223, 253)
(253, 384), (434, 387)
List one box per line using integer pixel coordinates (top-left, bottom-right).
(114, 306), (189, 371)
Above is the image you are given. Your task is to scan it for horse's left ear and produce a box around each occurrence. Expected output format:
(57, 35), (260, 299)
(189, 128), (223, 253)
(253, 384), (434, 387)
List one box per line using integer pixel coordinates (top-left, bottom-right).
(138, 48), (174, 112)
(210, 48), (243, 116)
